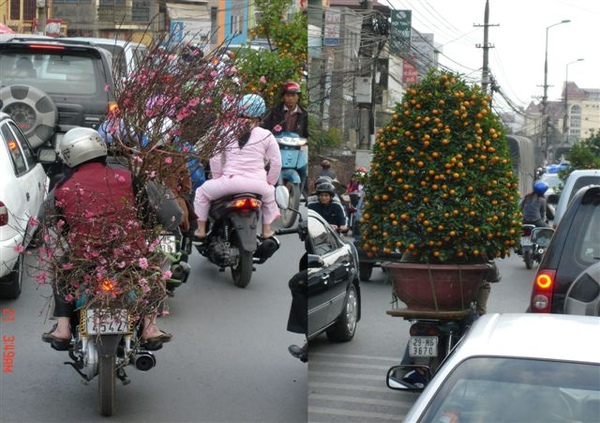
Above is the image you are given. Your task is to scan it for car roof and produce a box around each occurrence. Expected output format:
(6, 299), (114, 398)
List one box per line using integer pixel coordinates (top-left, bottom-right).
(451, 313), (599, 364)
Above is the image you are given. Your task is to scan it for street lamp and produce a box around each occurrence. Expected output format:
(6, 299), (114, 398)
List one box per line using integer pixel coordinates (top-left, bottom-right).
(542, 19), (570, 162)
(564, 58), (584, 145)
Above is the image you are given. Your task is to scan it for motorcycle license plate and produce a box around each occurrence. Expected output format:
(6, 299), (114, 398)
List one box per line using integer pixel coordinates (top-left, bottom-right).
(409, 336), (438, 357)
(159, 235), (177, 254)
(84, 309), (129, 335)
(520, 236), (532, 246)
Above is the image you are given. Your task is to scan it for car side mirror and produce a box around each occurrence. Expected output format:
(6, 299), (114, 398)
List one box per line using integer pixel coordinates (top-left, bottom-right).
(307, 254), (324, 268)
(547, 194), (559, 205)
(37, 147), (57, 164)
(386, 365), (431, 392)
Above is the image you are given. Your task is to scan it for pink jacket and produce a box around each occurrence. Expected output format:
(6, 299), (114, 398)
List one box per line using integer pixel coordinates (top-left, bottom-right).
(210, 127), (281, 185)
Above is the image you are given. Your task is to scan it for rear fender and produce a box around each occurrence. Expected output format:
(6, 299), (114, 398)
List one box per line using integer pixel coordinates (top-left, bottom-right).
(279, 169), (301, 184)
(95, 334), (122, 355)
(229, 213), (259, 252)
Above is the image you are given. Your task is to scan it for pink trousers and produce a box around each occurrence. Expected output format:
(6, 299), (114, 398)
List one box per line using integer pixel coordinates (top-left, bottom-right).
(194, 175), (280, 224)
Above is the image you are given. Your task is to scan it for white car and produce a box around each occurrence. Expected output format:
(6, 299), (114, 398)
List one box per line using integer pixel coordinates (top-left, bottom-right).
(552, 169), (600, 227)
(390, 313), (600, 423)
(0, 112), (50, 299)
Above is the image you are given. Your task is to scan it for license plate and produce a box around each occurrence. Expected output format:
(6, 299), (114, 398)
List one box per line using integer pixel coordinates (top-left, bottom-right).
(159, 235), (177, 254)
(409, 336), (438, 357)
(84, 309), (129, 335)
(520, 236), (532, 246)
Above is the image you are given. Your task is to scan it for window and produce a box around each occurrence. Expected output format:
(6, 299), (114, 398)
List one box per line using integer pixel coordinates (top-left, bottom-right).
(308, 217), (337, 256)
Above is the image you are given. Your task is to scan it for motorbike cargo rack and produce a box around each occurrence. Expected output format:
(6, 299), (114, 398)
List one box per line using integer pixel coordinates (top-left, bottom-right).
(386, 308), (471, 320)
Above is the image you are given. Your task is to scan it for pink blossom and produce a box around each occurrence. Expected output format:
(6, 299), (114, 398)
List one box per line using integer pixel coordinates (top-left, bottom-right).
(138, 257), (148, 269)
(65, 294), (74, 302)
(161, 270), (172, 280)
(210, 70), (218, 78)
(28, 216), (39, 227)
(149, 171), (157, 179)
(273, 125), (283, 132)
(259, 75), (267, 84)
(61, 262), (74, 270)
(116, 175), (126, 183)
(139, 278), (151, 294)
(13, 245), (25, 253)
(164, 157), (173, 164)
(104, 84), (109, 92)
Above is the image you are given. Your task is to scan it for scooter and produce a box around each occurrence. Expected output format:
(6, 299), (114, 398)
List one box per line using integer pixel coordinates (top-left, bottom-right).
(275, 132), (308, 228)
(385, 306), (476, 391)
(195, 186), (289, 288)
(517, 224), (554, 269)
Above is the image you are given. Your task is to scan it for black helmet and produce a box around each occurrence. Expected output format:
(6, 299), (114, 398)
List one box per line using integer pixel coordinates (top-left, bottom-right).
(315, 176), (333, 186)
(316, 182), (335, 196)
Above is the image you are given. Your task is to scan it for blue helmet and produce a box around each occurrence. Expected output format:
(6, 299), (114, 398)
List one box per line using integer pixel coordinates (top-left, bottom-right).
(238, 94), (266, 118)
(533, 181), (549, 195)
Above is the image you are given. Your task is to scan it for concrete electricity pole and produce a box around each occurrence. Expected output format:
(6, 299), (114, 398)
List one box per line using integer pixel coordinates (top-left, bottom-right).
(475, 0), (498, 94)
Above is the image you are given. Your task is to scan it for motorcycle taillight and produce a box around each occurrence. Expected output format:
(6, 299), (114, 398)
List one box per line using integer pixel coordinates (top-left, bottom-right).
(522, 227), (533, 236)
(231, 197), (261, 212)
(410, 322), (440, 336)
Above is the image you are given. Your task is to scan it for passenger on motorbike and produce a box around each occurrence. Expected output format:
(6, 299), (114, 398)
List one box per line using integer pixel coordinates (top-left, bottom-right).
(520, 181), (550, 227)
(193, 94), (282, 240)
(308, 182), (348, 233)
(41, 128), (172, 350)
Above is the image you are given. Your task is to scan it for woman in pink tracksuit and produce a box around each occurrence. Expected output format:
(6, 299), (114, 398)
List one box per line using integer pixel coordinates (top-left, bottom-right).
(194, 94), (282, 239)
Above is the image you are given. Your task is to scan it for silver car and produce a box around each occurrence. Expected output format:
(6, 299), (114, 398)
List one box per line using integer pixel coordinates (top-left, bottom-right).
(0, 112), (50, 298)
(390, 313), (600, 423)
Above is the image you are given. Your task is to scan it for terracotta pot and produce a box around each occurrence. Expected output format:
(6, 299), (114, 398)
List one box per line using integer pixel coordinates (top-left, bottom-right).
(383, 261), (490, 311)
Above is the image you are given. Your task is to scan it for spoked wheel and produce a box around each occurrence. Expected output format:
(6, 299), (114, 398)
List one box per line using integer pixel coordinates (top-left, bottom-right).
(98, 354), (116, 416)
(326, 283), (359, 342)
(231, 250), (254, 288)
(524, 250), (533, 269)
(280, 180), (300, 228)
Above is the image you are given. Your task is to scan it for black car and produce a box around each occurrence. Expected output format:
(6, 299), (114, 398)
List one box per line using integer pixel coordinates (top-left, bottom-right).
(0, 37), (115, 155)
(308, 209), (361, 341)
(529, 185), (600, 313)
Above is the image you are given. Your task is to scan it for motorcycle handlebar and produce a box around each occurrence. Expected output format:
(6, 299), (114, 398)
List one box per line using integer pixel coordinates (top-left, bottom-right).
(275, 227), (301, 236)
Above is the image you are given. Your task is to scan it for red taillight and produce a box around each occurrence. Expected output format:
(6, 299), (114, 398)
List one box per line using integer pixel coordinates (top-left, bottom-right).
(410, 322), (440, 336)
(530, 269), (556, 313)
(0, 201), (8, 226)
(231, 198), (261, 212)
(522, 227), (533, 236)
(29, 44), (65, 50)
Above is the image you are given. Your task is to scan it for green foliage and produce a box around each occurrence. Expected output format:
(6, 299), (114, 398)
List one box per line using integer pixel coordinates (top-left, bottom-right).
(361, 70), (521, 263)
(566, 130), (600, 170)
(235, 0), (307, 107)
(307, 115), (342, 159)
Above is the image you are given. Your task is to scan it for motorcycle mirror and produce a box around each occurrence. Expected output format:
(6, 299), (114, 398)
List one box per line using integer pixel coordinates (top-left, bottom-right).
(531, 227), (554, 247)
(386, 365), (431, 392)
(275, 185), (290, 209)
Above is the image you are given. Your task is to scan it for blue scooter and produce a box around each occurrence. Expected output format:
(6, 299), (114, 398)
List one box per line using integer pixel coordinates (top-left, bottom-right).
(276, 132), (308, 228)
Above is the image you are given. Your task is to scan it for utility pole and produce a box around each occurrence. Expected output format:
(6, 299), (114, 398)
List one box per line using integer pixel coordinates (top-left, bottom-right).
(36, 0), (47, 35)
(475, 0), (498, 95)
(357, 0), (373, 150)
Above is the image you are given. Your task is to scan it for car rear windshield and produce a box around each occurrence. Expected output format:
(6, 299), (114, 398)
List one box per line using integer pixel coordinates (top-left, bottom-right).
(0, 52), (100, 95)
(420, 357), (600, 423)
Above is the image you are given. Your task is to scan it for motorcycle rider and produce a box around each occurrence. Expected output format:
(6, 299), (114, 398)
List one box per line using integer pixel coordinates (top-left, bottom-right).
(41, 128), (172, 350)
(520, 181), (550, 227)
(261, 81), (308, 138)
(193, 93), (282, 240)
(308, 182), (348, 233)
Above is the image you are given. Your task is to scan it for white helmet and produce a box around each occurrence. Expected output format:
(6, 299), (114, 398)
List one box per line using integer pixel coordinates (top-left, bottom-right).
(60, 127), (107, 168)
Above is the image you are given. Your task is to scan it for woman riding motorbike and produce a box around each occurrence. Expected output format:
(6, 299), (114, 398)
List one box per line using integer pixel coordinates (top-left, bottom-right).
(193, 94), (282, 240)
(520, 181), (550, 227)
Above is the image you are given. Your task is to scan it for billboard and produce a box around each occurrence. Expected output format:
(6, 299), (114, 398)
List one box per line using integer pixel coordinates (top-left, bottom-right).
(390, 10), (411, 55)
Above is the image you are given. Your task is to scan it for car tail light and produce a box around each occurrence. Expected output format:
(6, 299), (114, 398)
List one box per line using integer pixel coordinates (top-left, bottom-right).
(29, 44), (65, 50)
(530, 269), (556, 313)
(521, 226), (533, 236)
(0, 201), (8, 226)
(230, 198), (261, 212)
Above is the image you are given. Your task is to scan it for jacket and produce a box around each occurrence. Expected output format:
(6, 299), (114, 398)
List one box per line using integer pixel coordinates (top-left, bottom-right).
(261, 103), (309, 138)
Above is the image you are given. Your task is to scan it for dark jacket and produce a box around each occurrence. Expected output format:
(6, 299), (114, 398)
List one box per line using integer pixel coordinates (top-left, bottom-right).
(308, 201), (347, 227)
(261, 103), (309, 138)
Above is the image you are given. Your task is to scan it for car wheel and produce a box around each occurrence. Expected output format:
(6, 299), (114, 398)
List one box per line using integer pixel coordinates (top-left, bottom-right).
(0, 84), (58, 148)
(0, 254), (24, 300)
(326, 283), (359, 342)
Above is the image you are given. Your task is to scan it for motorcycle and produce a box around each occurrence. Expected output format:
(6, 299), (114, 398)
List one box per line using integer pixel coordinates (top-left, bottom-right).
(340, 191), (362, 236)
(195, 186), (289, 288)
(386, 306), (477, 391)
(275, 132), (308, 228)
(517, 224), (554, 269)
(50, 235), (180, 417)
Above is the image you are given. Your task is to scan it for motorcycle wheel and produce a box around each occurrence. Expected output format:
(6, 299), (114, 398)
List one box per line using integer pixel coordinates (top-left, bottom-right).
(98, 354), (116, 416)
(524, 250), (533, 269)
(231, 250), (253, 288)
(280, 180), (300, 228)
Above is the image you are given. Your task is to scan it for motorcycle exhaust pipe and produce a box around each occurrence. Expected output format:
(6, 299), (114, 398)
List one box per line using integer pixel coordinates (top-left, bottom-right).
(134, 352), (156, 371)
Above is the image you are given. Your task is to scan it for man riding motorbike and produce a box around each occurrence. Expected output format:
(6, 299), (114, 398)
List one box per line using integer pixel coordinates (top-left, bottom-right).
(308, 182), (348, 233)
(41, 128), (171, 350)
(193, 93), (282, 241)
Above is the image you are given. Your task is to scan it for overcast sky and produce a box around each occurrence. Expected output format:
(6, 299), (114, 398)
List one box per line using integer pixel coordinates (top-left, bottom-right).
(386, 0), (600, 114)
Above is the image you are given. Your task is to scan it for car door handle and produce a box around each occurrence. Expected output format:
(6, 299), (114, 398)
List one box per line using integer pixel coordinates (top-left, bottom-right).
(26, 192), (30, 201)
(321, 274), (330, 284)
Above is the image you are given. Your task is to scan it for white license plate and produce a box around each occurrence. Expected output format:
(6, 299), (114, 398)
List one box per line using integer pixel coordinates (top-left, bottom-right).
(520, 236), (532, 246)
(409, 336), (438, 357)
(159, 235), (177, 254)
(85, 309), (129, 335)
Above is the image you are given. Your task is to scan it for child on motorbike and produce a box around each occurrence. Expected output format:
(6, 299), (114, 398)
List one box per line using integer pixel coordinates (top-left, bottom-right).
(193, 94), (282, 240)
